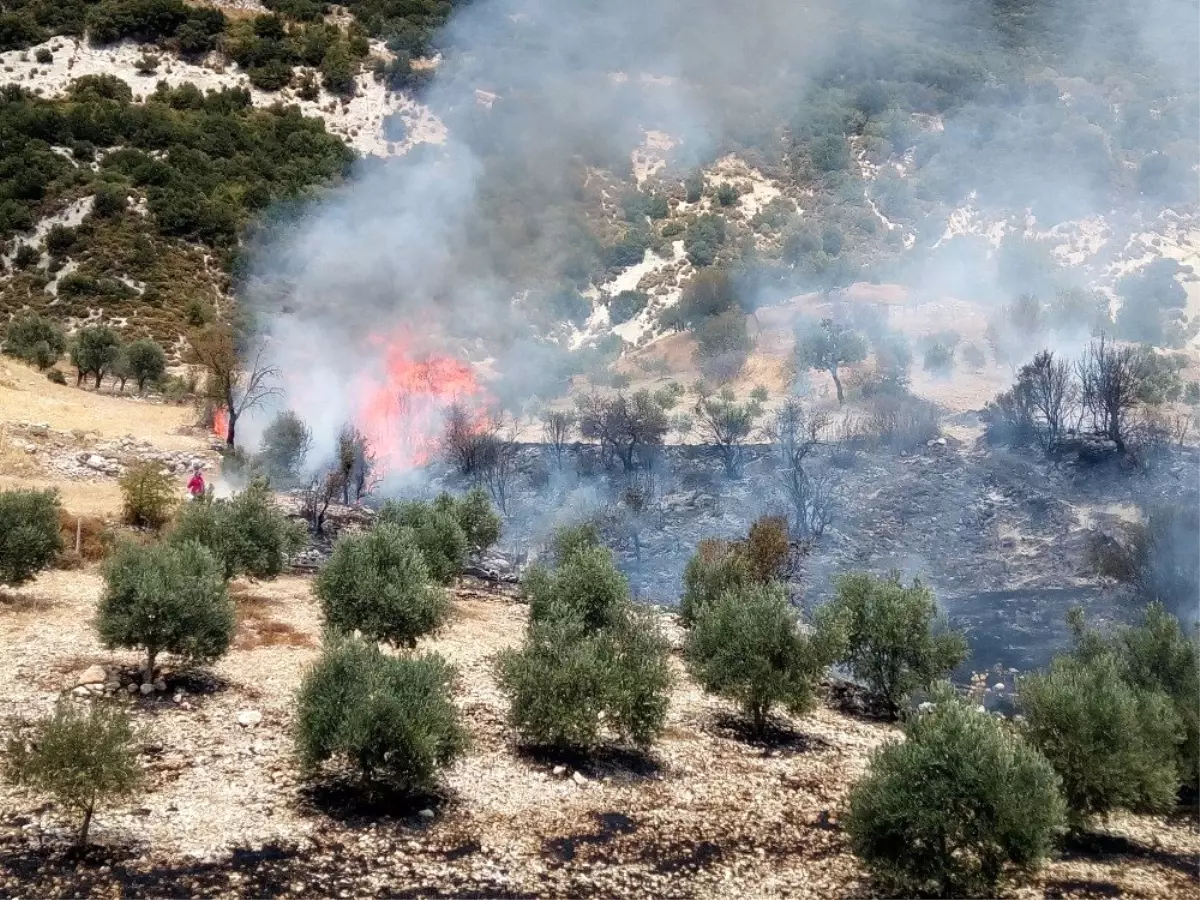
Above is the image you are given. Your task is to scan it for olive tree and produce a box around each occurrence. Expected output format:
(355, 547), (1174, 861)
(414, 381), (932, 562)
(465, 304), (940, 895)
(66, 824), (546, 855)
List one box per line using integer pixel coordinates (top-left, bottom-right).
(794, 318), (867, 404)
(0, 488), (62, 588)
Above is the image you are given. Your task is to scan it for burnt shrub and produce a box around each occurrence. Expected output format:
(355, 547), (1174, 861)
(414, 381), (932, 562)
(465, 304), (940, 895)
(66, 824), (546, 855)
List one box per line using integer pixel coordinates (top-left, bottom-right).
(825, 572), (967, 715)
(686, 582), (845, 730)
(846, 687), (1066, 897)
(295, 637), (466, 792)
(1019, 651), (1182, 829)
(316, 522), (448, 647)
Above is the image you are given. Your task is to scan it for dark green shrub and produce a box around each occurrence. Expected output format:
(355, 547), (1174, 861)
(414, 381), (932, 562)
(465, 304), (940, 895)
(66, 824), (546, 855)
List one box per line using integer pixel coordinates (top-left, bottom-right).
(525, 544), (630, 631)
(118, 461), (176, 529)
(121, 338), (166, 390)
(497, 609), (671, 751)
(5, 700), (142, 846)
(686, 582), (845, 730)
(0, 488), (62, 586)
(92, 184), (127, 218)
(295, 637), (466, 792)
(46, 368), (67, 385)
(846, 687), (1066, 897)
(744, 515), (789, 583)
(679, 538), (752, 626)
(377, 498), (468, 584)
(825, 572), (967, 714)
(258, 410), (312, 481)
(315, 522), (448, 647)
(97, 539), (234, 683)
(5, 311), (66, 368)
(433, 487), (501, 555)
(45, 224), (76, 256)
(716, 183), (737, 206)
(609, 289), (649, 325)
(170, 478), (303, 580)
(547, 522), (601, 565)
(34, 48), (52, 64)
(1020, 651), (1183, 828)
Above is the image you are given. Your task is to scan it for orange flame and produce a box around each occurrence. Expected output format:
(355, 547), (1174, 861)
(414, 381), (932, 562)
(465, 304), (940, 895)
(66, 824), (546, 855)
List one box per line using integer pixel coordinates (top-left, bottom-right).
(354, 330), (486, 474)
(212, 406), (229, 441)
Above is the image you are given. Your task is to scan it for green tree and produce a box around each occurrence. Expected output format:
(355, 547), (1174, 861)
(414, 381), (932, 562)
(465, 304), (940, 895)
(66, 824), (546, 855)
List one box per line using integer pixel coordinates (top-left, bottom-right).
(825, 572), (967, 715)
(170, 477), (304, 580)
(686, 582), (845, 730)
(121, 338), (167, 390)
(524, 544), (630, 631)
(97, 540), (234, 684)
(438, 487), (501, 555)
(693, 385), (765, 477)
(377, 498), (469, 584)
(320, 41), (357, 95)
(846, 687), (1066, 897)
(295, 637), (467, 792)
(5, 701), (142, 846)
(4, 312), (66, 369)
(795, 319), (867, 405)
(1020, 652), (1183, 829)
(70, 324), (123, 388)
(316, 522), (449, 647)
(0, 488), (62, 587)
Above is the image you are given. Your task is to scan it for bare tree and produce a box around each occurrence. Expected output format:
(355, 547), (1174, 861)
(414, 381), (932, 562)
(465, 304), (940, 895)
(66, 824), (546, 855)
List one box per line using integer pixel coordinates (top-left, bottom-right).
(576, 390), (669, 472)
(188, 325), (280, 447)
(479, 427), (519, 516)
(299, 467), (345, 537)
(1017, 350), (1078, 453)
(764, 398), (836, 540)
(539, 409), (576, 469)
(693, 385), (765, 478)
(442, 401), (500, 476)
(336, 426), (378, 503)
(1077, 336), (1148, 452)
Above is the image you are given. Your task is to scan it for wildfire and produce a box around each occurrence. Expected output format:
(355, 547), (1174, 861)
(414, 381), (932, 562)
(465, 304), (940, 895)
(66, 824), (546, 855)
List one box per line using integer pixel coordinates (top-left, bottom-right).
(354, 330), (486, 474)
(212, 406), (229, 441)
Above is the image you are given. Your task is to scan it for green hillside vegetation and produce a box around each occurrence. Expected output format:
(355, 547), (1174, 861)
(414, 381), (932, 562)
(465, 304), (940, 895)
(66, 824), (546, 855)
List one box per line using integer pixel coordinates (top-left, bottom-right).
(0, 78), (353, 343)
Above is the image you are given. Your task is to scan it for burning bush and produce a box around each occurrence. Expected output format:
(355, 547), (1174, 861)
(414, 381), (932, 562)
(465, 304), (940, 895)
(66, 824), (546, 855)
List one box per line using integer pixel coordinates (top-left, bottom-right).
(825, 572), (967, 716)
(686, 582), (845, 731)
(316, 523), (449, 648)
(846, 687), (1066, 897)
(294, 637), (467, 794)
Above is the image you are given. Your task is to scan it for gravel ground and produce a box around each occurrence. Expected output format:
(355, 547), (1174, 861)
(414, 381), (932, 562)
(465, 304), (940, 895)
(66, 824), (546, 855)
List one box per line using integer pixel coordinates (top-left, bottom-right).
(1, 570), (1196, 899)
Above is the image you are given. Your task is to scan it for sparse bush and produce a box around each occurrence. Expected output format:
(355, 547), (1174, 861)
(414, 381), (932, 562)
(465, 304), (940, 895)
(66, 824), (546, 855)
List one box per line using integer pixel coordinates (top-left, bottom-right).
(686, 582), (845, 730)
(1019, 652), (1182, 829)
(378, 499), (468, 584)
(0, 488), (62, 587)
(923, 342), (954, 374)
(744, 515), (789, 583)
(846, 687), (1066, 897)
(97, 539), (233, 683)
(170, 478), (303, 580)
(46, 368), (67, 385)
(295, 637), (466, 792)
(497, 608), (671, 751)
(963, 342), (987, 370)
(4, 700), (141, 846)
(679, 538), (752, 626)
(118, 461), (176, 529)
(716, 183), (737, 206)
(826, 572), (967, 715)
(866, 390), (942, 450)
(316, 522), (449, 647)
(258, 410), (312, 482)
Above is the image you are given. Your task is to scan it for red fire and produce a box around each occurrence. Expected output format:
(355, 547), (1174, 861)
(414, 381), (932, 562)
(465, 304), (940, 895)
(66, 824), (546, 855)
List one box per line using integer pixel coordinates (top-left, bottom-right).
(354, 331), (486, 474)
(212, 406), (229, 441)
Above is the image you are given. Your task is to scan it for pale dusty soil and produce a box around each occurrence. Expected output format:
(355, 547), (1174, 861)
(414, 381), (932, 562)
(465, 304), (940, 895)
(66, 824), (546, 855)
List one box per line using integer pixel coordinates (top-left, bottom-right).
(0, 361), (198, 451)
(1, 569), (1197, 899)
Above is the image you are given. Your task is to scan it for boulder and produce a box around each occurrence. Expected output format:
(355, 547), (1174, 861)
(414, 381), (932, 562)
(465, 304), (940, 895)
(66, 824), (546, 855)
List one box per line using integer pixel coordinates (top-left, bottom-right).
(236, 709), (263, 728)
(75, 664), (107, 686)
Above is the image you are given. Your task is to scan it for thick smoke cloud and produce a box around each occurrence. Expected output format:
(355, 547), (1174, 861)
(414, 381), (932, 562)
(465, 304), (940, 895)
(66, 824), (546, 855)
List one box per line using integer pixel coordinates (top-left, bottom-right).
(242, 0), (1199, 463)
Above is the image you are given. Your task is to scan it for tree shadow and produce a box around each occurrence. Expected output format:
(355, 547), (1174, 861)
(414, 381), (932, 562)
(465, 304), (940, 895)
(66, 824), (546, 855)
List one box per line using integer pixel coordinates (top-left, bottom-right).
(1061, 831), (1200, 881)
(517, 744), (663, 782)
(707, 712), (833, 755)
(542, 811), (638, 863)
(296, 774), (450, 825)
